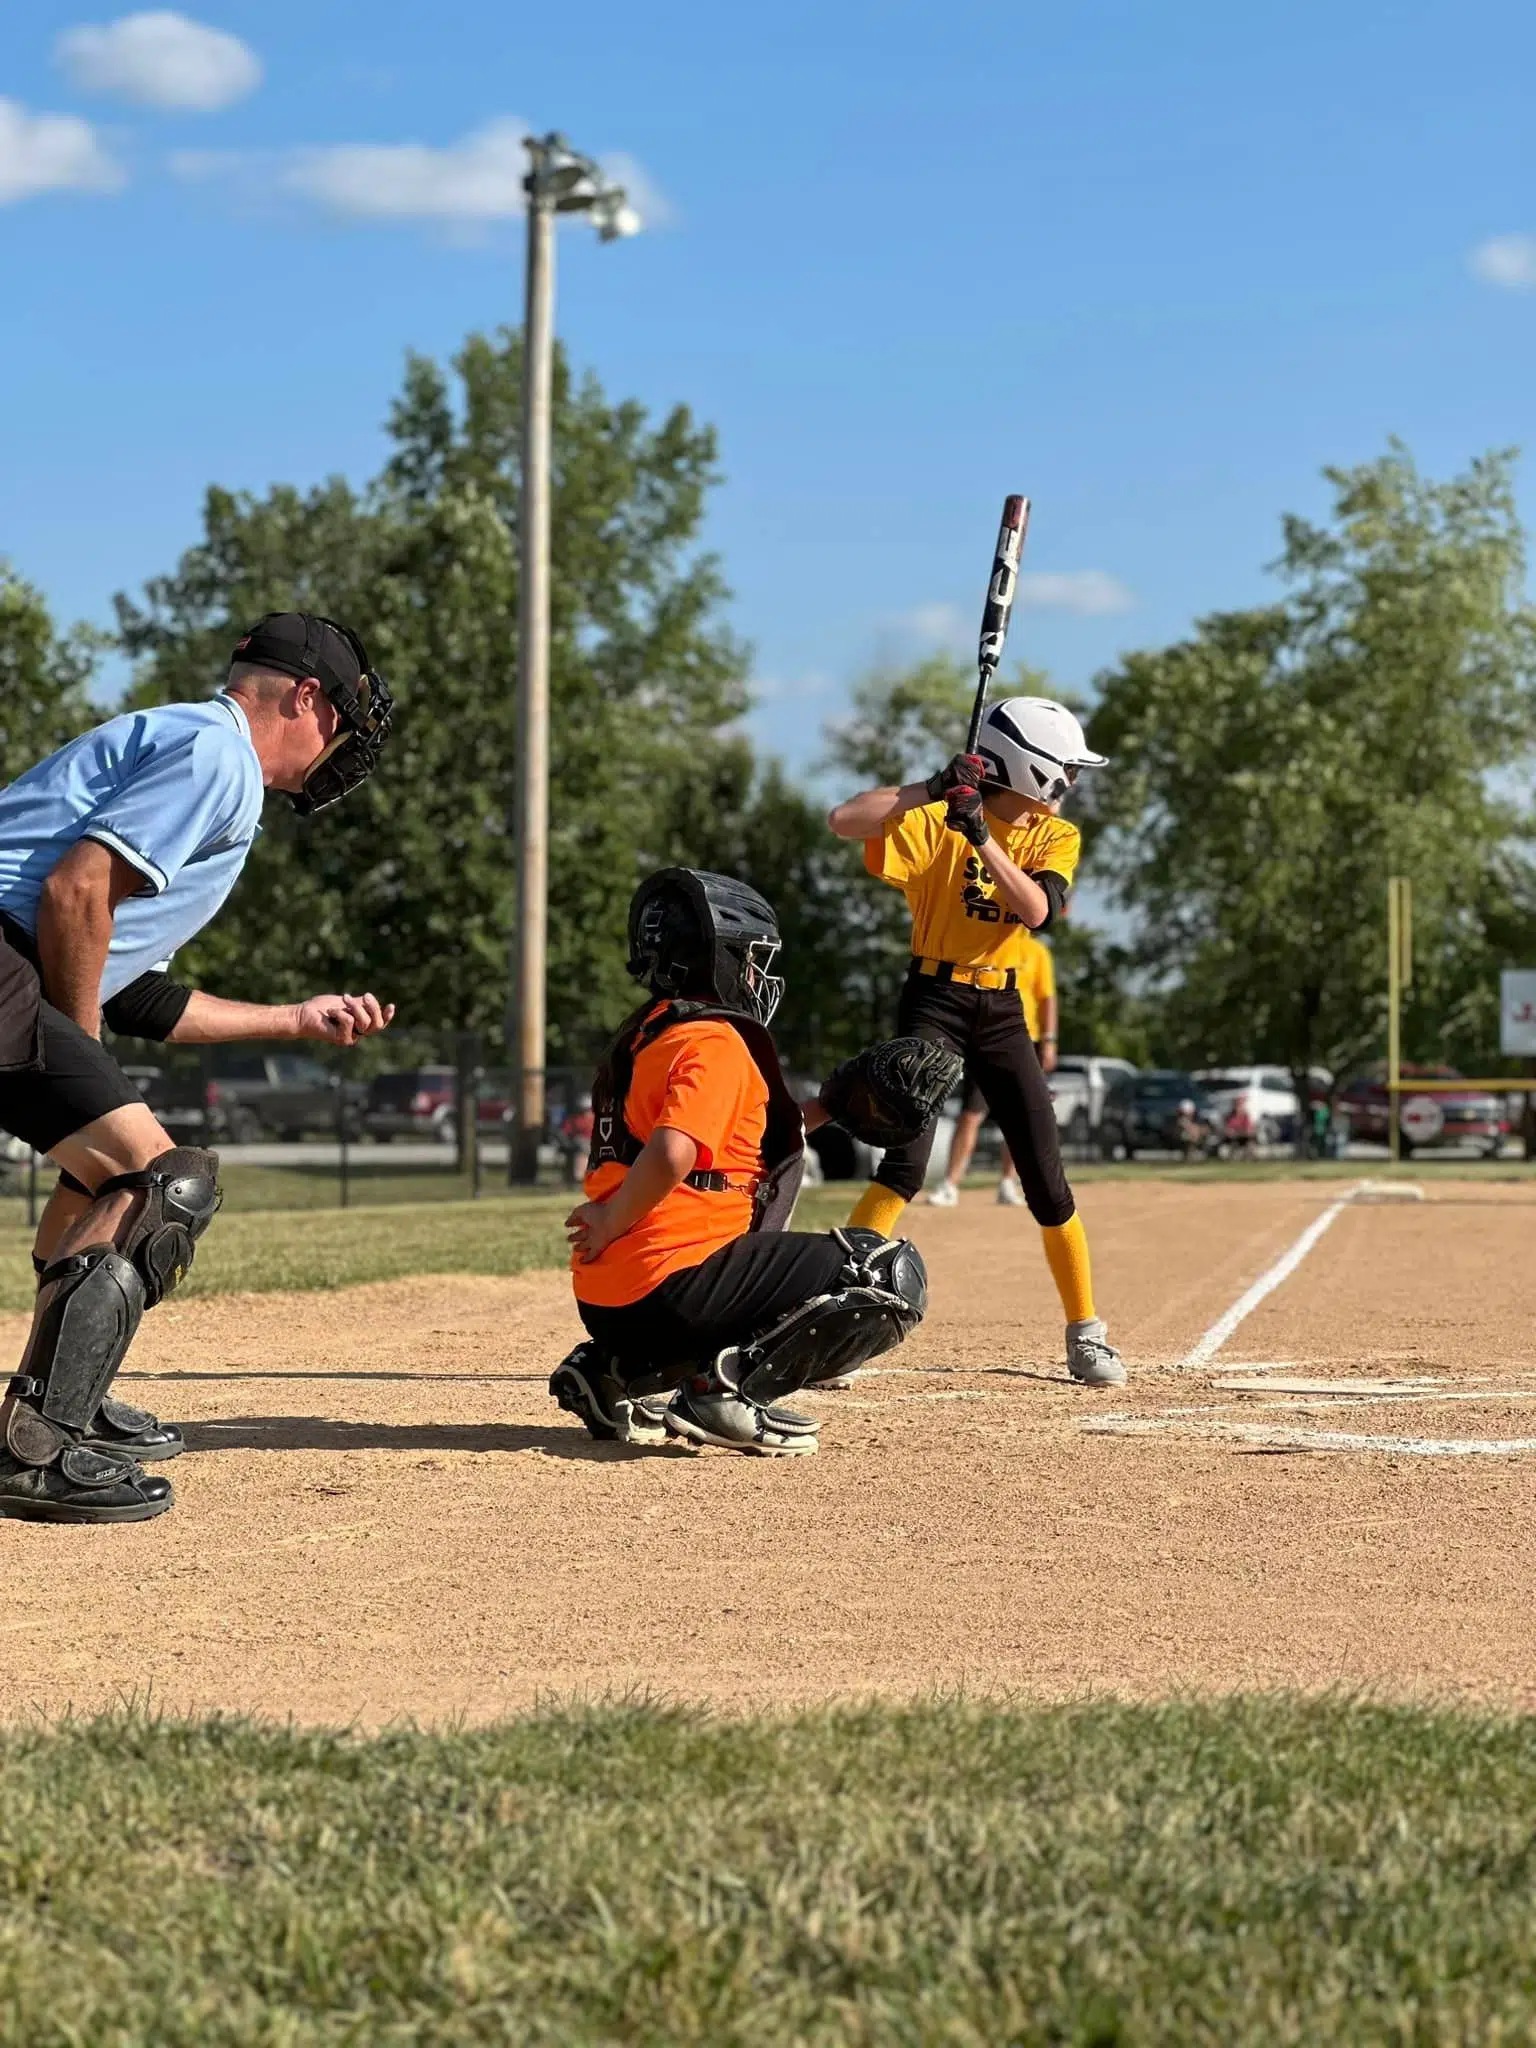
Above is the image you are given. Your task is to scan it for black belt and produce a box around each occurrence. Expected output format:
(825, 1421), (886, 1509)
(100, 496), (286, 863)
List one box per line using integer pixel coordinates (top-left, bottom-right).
(910, 957), (1019, 992)
(684, 1169), (761, 1194)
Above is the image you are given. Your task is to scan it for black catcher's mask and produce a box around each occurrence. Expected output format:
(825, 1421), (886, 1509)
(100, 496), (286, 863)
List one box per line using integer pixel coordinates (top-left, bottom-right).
(626, 868), (784, 1026)
(230, 612), (395, 815)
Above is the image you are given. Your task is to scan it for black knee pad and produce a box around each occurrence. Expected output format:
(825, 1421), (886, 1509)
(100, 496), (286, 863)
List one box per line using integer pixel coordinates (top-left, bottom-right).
(98, 1146), (220, 1307)
(729, 1228), (928, 1407)
(6, 1249), (145, 1465)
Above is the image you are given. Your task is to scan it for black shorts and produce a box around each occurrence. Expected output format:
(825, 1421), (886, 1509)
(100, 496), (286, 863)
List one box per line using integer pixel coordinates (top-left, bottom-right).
(578, 1229), (850, 1387)
(0, 929), (142, 1154)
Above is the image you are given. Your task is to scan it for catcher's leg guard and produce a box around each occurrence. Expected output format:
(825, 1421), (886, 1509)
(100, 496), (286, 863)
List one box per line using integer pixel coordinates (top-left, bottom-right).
(736, 1227), (927, 1407)
(1, 1249), (171, 1523)
(662, 1229), (928, 1457)
(549, 1342), (669, 1446)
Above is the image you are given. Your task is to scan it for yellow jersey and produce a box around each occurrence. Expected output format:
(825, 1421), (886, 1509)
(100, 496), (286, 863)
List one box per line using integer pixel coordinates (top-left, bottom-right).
(864, 800), (1080, 974)
(1017, 933), (1056, 1040)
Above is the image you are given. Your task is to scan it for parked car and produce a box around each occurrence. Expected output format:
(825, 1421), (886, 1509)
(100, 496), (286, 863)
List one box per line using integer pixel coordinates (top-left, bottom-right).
(1338, 1066), (1506, 1158)
(120, 1064), (213, 1145)
(206, 1049), (362, 1143)
(1048, 1055), (1138, 1158)
(1196, 1066), (1303, 1147)
(1126, 1070), (1220, 1154)
(363, 1066), (513, 1144)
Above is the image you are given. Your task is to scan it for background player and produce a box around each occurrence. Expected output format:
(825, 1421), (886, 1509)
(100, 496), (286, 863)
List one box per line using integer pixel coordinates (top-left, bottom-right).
(552, 868), (940, 1457)
(827, 696), (1125, 1386)
(928, 926), (1057, 1207)
(0, 612), (395, 1517)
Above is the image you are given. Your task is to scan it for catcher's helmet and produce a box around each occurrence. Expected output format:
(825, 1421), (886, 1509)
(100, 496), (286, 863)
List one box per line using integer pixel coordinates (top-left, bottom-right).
(975, 697), (1106, 806)
(626, 868), (784, 1025)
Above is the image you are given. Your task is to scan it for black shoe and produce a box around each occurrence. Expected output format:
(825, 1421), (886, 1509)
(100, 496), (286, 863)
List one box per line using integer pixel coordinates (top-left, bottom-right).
(83, 1395), (184, 1462)
(0, 1446), (174, 1524)
(549, 1346), (669, 1445)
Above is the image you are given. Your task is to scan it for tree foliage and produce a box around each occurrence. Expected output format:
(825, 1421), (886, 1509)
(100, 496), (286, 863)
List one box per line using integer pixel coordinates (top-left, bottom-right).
(1089, 444), (1536, 1082)
(115, 330), (749, 1064)
(0, 563), (100, 787)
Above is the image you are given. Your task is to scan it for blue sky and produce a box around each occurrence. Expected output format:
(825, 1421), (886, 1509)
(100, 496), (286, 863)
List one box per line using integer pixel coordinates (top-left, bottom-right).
(2, 0), (1532, 777)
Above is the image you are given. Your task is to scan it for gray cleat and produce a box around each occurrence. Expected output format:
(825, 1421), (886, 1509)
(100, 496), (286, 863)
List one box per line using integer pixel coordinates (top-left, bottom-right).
(1065, 1318), (1127, 1387)
(664, 1380), (820, 1457)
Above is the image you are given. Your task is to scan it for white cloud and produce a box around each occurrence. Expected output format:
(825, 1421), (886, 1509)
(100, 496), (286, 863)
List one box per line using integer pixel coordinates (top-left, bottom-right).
(172, 120), (665, 239)
(58, 12), (260, 113)
(281, 118), (532, 222)
(1469, 234), (1536, 290)
(892, 602), (968, 649)
(1018, 569), (1134, 616)
(751, 672), (832, 704)
(0, 98), (122, 205)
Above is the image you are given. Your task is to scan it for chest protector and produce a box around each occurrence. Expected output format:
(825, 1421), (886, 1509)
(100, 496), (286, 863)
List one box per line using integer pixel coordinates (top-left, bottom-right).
(588, 1002), (806, 1234)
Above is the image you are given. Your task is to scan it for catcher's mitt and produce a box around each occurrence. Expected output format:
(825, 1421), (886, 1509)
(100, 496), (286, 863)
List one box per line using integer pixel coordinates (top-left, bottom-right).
(819, 1037), (964, 1147)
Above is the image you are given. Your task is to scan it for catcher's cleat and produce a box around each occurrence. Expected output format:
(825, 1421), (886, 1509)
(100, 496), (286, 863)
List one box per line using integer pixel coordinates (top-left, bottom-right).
(549, 1345), (669, 1446)
(926, 1181), (960, 1208)
(0, 1445), (173, 1525)
(1065, 1318), (1127, 1387)
(83, 1395), (184, 1462)
(664, 1378), (820, 1457)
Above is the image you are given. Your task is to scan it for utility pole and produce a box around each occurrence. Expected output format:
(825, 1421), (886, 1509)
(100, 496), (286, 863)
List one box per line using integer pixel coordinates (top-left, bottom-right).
(508, 135), (640, 1184)
(510, 150), (556, 1184)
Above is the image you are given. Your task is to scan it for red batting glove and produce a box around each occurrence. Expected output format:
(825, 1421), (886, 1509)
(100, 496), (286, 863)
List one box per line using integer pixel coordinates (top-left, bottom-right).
(924, 753), (988, 802)
(945, 785), (990, 847)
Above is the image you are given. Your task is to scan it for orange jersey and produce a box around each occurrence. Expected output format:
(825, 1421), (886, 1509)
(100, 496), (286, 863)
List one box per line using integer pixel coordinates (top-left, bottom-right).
(572, 1013), (767, 1308)
(865, 800), (1080, 972)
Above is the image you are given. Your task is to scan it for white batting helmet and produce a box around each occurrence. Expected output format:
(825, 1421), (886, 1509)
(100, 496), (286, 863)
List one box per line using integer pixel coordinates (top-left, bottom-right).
(975, 697), (1107, 804)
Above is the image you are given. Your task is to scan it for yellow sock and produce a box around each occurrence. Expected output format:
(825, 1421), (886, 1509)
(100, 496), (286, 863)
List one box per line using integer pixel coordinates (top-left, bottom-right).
(1040, 1212), (1096, 1324)
(849, 1183), (909, 1238)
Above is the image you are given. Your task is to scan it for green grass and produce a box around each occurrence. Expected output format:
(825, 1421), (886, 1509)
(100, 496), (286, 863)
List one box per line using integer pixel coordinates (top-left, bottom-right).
(0, 1185), (858, 1311)
(2, 1696), (1535, 2043)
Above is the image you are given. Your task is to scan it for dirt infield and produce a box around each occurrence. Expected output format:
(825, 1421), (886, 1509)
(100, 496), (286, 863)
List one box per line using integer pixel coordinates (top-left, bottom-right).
(3, 1177), (1536, 1726)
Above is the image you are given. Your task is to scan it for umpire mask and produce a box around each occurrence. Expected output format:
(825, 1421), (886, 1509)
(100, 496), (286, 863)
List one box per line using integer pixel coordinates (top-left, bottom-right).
(626, 868), (785, 1026)
(230, 612), (395, 815)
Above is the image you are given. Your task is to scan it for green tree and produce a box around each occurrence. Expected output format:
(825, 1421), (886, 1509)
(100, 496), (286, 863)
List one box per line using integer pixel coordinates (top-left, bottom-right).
(116, 330), (750, 1065)
(1088, 444), (1536, 1096)
(0, 562), (101, 786)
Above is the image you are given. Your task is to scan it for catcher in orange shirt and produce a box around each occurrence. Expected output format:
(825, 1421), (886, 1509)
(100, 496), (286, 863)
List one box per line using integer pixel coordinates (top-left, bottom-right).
(828, 696), (1125, 1385)
(550, 867), (958, 1456)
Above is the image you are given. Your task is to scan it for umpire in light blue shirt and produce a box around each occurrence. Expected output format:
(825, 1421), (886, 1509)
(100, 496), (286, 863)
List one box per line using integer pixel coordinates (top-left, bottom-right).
(0, 613), (394, 1526)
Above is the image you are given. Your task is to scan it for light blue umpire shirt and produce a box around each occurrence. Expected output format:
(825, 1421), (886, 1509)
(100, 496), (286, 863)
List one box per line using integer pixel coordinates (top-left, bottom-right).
(0, 696), (265, 1000)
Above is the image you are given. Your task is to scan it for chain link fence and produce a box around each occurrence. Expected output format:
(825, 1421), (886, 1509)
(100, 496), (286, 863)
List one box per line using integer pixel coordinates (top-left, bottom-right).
(0, 1032), (597, 1225)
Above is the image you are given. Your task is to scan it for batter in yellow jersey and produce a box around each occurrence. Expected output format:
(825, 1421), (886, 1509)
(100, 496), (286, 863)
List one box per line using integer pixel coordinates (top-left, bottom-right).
(827, 695), (1125, 1387)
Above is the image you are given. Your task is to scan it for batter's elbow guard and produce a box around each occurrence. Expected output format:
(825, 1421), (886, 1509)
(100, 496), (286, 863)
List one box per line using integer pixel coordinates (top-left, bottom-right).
(95, 1146), (221, 1307)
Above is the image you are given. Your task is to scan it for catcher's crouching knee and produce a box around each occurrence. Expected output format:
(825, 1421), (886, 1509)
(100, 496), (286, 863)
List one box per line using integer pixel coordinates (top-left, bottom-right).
(97, 1146), (221, 1307)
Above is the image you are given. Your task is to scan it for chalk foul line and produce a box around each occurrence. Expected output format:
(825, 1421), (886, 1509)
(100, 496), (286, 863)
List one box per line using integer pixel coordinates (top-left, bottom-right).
(1084, 1415), (1536, 1459)
(1179, 1189), (1358, 1372)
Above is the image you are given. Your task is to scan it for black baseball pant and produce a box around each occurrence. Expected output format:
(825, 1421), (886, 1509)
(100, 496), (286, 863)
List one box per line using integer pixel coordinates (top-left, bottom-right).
(874, 968), (1074, 1226)
(579, 1229), (852, 1388)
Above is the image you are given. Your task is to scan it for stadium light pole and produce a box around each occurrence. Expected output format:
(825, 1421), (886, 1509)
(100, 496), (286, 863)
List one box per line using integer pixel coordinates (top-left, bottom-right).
(509, 133), (641, 1184)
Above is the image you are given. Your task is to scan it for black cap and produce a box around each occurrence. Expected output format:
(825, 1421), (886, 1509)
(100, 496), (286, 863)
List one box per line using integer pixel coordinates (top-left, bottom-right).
(230, 613), (369, 698)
